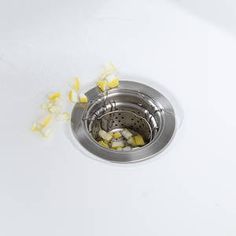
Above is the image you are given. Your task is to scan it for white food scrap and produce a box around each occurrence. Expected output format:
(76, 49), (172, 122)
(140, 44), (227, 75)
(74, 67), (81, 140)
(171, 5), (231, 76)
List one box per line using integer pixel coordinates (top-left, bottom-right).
(111, 140), (125, 149)
(98, 129), (113, 142)
(97, 63), (120, 91)
(121, 129), (133, 140)
(122, 146), (132, 151)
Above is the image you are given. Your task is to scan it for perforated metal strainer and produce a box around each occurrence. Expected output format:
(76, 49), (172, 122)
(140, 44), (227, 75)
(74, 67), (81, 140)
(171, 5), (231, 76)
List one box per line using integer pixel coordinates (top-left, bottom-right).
(71, 80), (176, 163)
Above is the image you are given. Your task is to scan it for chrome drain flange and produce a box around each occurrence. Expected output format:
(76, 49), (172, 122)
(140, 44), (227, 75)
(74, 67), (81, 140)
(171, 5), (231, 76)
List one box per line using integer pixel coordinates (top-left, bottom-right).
(71, 81), (176, 163)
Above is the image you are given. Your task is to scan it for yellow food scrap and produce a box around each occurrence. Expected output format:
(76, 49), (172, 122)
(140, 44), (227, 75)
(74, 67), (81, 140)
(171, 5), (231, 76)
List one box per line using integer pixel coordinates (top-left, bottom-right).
(68, 77), (80, 91)
(48, 105), (61, 114)
(134, 134), (145, 146)
(79, 93), (88, 103)
(113, 132), (122, 139)
(68, 90), (78, 103)
(108, 78), (119, 89)
(98, 140), (109, 148)
(97, 80), (108, 92)
(107, 74), (120, 89)
(41, 101), (61, 115)
(48, 92), (61, 102)
(73, 78), (80, 91)
(98, 130), (112, 142)
(116, 147), (123, 151)
(39, 114), (53, 129)
(32, 115), (53, 135)
(31, 123), (40, 132)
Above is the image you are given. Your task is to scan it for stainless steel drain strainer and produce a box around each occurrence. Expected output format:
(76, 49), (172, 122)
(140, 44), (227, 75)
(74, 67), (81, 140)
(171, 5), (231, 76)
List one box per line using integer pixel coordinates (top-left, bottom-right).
(71, 80), (176, 163)
(91, 110), (153, 143)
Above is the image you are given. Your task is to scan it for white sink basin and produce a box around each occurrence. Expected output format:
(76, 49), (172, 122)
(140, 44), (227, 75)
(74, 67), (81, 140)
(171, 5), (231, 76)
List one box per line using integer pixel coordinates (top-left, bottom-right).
(0, 0), (236, 235)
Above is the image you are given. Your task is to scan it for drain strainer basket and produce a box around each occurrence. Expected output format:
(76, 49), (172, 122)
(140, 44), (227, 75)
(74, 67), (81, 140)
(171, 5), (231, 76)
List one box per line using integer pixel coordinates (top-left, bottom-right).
(71, 80), (176, 163)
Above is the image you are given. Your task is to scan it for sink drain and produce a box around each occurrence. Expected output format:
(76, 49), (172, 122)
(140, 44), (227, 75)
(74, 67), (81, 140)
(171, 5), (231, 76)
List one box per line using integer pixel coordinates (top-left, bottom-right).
(71, 80), (176, 163)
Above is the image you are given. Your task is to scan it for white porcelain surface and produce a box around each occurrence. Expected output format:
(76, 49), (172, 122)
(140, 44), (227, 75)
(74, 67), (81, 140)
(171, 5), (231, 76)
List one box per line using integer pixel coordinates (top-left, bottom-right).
(1, 0), (236, 235)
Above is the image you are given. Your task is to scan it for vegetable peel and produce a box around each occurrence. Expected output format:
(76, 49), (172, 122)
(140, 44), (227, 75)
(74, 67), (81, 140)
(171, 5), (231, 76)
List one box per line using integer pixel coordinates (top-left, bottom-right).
(97, 80), (108, 92)
(111, 140), (124, 148)
(79, 93), (88, 103)
(112, 132), (122, 139)
(68, 89), (78, 103)
(98, 140), (109, 148)
(134, 134), (145, 146)
(99, 130), (112, 142)
(48, 92), (61, 102)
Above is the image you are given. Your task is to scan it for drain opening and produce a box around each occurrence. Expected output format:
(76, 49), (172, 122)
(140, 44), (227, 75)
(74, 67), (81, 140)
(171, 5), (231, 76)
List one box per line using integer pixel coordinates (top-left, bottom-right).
(71, 80), (176, 163)
(84, 90), (161, 151)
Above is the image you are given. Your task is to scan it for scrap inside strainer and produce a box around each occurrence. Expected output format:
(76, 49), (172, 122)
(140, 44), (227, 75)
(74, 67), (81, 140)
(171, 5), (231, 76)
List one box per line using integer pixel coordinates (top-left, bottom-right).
(90, 110), (153, 144)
